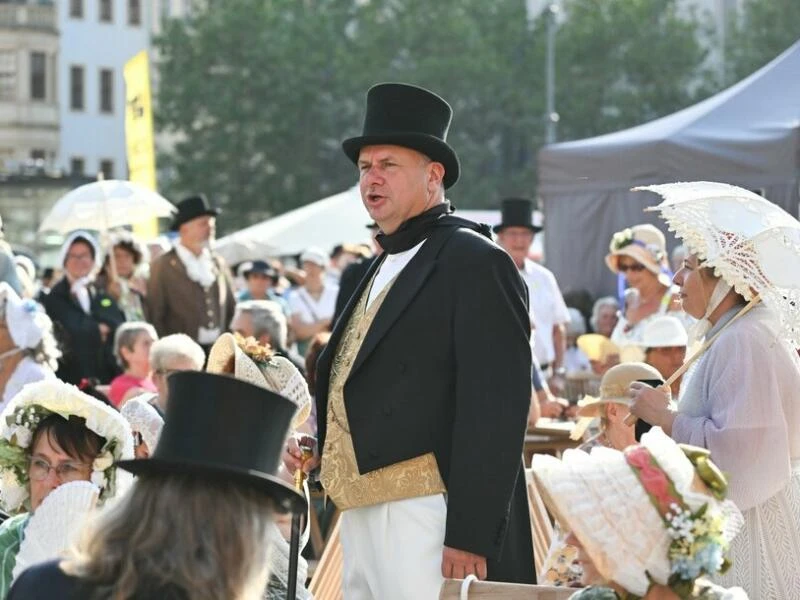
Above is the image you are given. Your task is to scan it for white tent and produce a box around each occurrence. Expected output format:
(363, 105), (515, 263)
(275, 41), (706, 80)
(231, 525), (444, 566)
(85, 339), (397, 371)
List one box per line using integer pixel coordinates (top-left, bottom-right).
(538, 39), (800, 298)
(215, 187), (542, 264)
(214, 186), (372, 264)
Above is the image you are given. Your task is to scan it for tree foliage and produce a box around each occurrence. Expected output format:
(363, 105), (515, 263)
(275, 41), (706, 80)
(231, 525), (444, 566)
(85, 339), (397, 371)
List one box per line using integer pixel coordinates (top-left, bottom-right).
(155, 0), (712, 232)
(553, 0), (707, 141)
(724, 0), (800, 84)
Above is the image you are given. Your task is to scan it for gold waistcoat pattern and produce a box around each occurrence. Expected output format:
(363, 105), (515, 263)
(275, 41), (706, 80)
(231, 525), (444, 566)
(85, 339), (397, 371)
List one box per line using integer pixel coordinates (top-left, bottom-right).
(320, 271), (446, 510)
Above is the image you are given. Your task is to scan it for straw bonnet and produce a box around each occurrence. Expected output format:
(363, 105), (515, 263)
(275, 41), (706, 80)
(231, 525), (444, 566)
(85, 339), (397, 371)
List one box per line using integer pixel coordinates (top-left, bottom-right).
(605, 224), (672, 287)
(207, 333), (311, 428)
(640, 315), (688, 349)
(532, 428), (743, 596)
(570, 362), (662, 441)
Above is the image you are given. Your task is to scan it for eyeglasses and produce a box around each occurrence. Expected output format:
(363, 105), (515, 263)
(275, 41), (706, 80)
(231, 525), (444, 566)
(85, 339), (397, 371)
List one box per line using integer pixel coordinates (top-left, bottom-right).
(618, 262), (646, 273)
(66, 252), (93, 261)
(28, 457), (91, 482)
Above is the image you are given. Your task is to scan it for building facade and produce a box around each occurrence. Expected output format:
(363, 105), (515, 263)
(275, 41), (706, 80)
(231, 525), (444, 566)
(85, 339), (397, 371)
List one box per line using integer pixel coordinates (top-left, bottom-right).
(57, 0), (150, 180)
(0, 1), (58, 172)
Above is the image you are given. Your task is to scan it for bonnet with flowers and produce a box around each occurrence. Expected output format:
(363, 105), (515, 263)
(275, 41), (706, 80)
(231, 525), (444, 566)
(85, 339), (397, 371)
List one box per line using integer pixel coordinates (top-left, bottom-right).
(0, 379), (134, 513)
(533, 428), (744, 599)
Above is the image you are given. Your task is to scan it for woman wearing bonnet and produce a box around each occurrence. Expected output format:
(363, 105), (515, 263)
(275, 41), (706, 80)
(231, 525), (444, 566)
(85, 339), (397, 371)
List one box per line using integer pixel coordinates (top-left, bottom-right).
(0, 379), (133, 597)
(532, 428), (747, 599)
(605, 225), (684, 348)
(532, 428), (747, 600)
(41, 231), (125, 385)
(206, 332), (313, 600)
(628, 183), (800, 598)
(0, 284), (59, 410)
(542, 362), (663, 588)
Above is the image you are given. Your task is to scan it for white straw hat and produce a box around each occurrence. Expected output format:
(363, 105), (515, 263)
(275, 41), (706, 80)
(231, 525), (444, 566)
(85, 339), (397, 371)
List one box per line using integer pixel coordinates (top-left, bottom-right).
(575, 362), (663, 420)
(640, 315), (688, 348)
(532, 428), (742, 596)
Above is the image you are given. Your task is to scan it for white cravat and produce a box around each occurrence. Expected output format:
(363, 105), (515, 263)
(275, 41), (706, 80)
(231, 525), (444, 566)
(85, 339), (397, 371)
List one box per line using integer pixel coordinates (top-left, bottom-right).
(175, 243), (217, 288)
(70, 277), (92, 314)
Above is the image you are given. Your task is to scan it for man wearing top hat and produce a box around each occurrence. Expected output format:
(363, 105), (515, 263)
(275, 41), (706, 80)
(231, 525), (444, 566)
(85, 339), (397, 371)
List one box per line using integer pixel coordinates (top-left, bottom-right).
(495, 198), (570, 401)
(286, 83), (535, 598)
(147, 195), (235, 353)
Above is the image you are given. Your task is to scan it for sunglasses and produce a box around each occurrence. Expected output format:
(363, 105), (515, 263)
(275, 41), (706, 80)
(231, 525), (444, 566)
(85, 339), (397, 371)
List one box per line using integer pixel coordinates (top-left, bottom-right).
(618, 262), (646, 273)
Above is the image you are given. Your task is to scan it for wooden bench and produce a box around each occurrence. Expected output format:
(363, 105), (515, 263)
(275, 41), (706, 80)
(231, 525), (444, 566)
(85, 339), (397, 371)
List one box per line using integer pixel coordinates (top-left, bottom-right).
(440, 578), (575, 599)
(307, 516), (343, 600)
(526, 468), (555, 578)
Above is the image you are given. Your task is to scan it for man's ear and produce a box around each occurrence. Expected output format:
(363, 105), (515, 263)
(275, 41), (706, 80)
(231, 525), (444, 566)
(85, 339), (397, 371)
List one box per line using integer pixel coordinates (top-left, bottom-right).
(427, 161), (445, 192)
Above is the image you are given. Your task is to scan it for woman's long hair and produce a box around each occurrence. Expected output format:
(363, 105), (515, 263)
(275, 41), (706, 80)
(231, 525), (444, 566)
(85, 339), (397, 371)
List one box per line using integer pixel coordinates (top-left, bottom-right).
(63, 473), (275, 600)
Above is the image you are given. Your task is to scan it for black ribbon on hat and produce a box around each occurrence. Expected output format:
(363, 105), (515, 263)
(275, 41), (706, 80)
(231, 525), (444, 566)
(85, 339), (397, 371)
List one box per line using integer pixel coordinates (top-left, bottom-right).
(376, 202), (491, 254)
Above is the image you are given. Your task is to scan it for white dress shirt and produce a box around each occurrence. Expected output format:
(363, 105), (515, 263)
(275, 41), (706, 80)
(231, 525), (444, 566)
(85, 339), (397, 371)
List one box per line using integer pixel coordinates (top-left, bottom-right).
(367, 240), (426, 309)
(519, 258), (570, 365)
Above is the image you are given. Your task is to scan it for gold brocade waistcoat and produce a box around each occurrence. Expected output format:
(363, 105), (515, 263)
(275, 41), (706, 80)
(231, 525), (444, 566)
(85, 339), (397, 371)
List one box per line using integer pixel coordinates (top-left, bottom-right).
(319, 272), (446, 510)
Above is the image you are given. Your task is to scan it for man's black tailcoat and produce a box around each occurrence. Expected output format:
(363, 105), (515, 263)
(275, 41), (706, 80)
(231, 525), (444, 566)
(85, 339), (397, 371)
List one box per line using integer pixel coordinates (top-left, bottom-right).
(316, 220), (535, 583)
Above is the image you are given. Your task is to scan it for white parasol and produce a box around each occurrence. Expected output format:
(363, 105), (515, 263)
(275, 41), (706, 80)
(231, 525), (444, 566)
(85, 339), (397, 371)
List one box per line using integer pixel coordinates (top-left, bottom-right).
(636, 181), (800, 347)
(622, 182), (800, 427)
(38, 179), (175, 234)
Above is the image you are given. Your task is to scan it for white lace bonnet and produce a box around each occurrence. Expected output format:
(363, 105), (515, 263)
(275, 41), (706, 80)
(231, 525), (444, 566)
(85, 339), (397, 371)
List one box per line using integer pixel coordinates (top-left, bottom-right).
(120, 396), (164, 452)
(532, 428), (742, 596)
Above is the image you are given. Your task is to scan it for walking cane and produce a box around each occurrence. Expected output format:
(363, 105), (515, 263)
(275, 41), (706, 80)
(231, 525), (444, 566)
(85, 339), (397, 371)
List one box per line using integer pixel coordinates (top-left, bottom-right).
(287, 435), (315, 600)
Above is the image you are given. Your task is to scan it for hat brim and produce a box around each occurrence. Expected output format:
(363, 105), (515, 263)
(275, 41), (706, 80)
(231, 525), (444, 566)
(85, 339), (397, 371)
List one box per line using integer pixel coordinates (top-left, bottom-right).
(170, 208), (221, 232)
(116, 457), (307, 514)
(492, 223), (543, 234)
(606, 248), (672, 288)
(342, 132), (460, 189)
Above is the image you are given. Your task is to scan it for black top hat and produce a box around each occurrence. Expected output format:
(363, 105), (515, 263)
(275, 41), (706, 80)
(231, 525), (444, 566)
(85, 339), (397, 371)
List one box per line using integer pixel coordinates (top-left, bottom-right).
(243, 260), (278, 281)
(170, 194), (221, 231)
(493, 198), (543, 233)
(342, 83), (461, 189)
(117, 371), (306, 514)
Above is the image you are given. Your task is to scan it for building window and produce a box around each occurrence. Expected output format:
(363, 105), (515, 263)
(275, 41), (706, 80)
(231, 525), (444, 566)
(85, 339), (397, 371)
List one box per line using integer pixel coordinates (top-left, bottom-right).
(70, 157), (85, 176)
(128, 0), (141, 25)
(99, 68), (113, 113)
(30, 150), (46, 161)
(100, 159), (114, 179)
(99, 0), (113, 23)
(30, 52), (46, 101)
(70, 0), (83, 18)
(70, 65), (84, 111)
(0, 51), (16, 101)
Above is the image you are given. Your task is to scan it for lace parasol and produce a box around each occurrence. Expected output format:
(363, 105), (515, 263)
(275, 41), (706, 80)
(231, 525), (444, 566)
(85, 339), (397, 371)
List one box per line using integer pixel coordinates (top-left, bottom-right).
(636, 181), (800, 347)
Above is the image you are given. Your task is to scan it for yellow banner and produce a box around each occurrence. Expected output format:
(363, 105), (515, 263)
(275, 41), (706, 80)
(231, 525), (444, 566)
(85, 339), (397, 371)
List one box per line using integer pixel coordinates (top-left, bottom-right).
(124, 50), (158, 238)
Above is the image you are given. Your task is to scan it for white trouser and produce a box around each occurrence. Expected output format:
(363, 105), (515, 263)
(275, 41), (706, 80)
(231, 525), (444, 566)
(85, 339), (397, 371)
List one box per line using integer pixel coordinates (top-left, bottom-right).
(340, 494), (447, 600)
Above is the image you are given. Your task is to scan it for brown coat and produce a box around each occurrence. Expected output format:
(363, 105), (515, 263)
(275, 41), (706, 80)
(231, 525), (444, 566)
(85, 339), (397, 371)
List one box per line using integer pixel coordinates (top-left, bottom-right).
(146, 248), (235, 343)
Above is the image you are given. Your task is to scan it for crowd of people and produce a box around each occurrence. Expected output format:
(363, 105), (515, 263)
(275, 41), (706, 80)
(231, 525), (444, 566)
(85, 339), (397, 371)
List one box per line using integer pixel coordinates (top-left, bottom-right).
(0, 81), (795, 600)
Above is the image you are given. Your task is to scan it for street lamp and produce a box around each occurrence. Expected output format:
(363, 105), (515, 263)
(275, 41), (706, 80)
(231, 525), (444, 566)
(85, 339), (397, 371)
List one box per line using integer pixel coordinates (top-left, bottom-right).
(545, 2), (560, 144)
